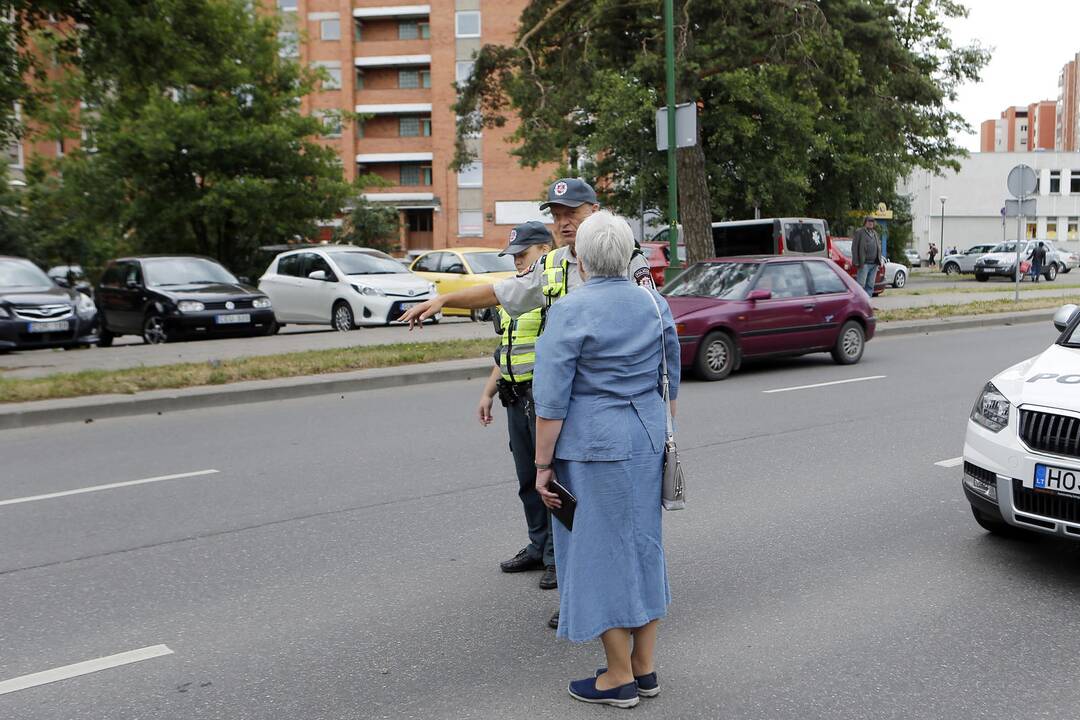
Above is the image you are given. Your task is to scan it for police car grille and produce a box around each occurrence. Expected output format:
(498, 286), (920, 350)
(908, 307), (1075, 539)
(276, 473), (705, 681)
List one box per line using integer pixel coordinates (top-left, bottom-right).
(1013, 479), (1080, 523)
(1019, 410), (1080, 460)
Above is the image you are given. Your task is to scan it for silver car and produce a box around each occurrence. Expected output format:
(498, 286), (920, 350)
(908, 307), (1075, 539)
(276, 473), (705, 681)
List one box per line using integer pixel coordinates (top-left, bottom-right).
(883, 259), (908, 288)
(941, 243), (995, 276)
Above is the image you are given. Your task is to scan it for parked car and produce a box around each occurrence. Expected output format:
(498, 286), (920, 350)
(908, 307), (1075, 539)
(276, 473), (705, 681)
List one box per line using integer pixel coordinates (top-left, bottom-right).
(974, 241), (1057, 282)
(903, 248), (922, 267)
(0, 256), (99, 352)
(829, 239), (887, 296)
(711, 217), (831, 258)
(638, 242), (686, 288)
(259, 246), (437, 331)
(400, 249), (429, 268)
(409, 247), (516, 321)
(47, 265), (93, 296)
(940, 244), (996, 276)
(962, 303), (1080, 539)
(883, 259), (908, 288)
(1059, 248), (1079, 273)
(96, 255), (275, 345)
(663, 256), (875, 381)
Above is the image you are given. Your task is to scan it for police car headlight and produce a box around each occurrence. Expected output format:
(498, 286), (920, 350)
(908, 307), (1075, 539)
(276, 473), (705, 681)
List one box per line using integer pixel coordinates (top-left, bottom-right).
(75, 293), (96, 319)
(971, 382), (1010, 433)
(351, 284), (385, 297)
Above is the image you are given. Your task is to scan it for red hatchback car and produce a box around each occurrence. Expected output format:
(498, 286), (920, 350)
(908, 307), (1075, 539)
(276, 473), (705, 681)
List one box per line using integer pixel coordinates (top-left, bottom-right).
(663, 256), (876, 380)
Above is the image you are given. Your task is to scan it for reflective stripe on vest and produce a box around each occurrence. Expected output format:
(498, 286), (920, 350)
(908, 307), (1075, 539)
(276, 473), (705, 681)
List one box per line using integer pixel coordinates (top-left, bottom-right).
(541, 251), (569, 306)
(497, 307), (543, 383)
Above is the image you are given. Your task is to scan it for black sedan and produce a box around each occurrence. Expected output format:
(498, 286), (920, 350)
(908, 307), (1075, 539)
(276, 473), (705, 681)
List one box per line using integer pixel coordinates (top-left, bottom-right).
(96, 256), (275, 345)
(0, 256), (100, 352)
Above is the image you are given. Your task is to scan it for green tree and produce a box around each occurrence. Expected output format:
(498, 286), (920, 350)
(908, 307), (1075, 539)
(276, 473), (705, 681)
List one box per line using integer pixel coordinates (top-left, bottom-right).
(334, 198), (402, 254)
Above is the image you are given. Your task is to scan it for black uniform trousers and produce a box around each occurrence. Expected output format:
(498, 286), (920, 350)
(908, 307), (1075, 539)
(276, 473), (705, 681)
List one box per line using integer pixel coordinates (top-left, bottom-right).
(504, 384), (555, 567)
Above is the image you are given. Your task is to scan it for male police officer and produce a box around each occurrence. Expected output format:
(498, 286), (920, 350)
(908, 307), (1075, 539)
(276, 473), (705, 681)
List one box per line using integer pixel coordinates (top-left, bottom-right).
(398, 178), (655, 329)
(477, 222), (556, 589)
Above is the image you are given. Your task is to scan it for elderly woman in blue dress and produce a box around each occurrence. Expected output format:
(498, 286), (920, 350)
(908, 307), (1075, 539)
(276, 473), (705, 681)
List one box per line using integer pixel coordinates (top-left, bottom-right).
(532, 210), (680, 708)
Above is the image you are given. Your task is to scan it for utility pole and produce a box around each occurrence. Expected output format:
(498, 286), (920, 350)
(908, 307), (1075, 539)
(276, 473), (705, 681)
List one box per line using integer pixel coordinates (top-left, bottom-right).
(663, 0), (679, 282)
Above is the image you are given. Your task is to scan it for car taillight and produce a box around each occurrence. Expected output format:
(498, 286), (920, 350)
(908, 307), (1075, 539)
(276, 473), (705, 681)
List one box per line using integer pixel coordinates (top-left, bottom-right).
(777, 235), (785, 254)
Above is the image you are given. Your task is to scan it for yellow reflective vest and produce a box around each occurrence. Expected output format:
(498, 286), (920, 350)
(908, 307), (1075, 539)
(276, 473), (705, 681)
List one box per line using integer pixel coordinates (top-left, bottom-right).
(497, 306), (542, 383)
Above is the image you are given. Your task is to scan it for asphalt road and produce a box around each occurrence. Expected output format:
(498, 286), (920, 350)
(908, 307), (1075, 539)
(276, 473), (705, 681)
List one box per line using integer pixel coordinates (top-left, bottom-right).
(2, 320), (1080, 719)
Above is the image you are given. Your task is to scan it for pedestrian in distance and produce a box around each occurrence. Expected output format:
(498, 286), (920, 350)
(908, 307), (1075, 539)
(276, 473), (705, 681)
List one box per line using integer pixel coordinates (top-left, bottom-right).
(928, 242), (938, 268)
(851, 216), (882, 296)
(532, 210), (680, 709)
(477, 221), (557, 589)
(1030, 241), (1047, 283)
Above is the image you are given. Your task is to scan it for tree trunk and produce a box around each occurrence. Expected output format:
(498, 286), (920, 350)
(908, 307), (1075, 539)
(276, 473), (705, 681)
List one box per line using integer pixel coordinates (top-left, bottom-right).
(677, 140), (712, 266)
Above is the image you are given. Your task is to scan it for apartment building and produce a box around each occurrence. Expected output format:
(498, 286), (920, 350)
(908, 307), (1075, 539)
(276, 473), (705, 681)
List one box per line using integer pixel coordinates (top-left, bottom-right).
(281, 0), (557, 251)
(978, 102), (1055, 153)
(1058, 53), (1080, 152)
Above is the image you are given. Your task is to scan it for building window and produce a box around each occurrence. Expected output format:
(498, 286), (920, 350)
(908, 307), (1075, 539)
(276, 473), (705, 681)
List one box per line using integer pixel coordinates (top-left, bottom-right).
(355, 68), (364, 89)
(3, 137), (21, 168)
(399, 116), (431, 137)
(355, 119), (364, 138)
(455, 61), (474, 87)
(278, 31), (299, 57)
(457, 162), (482, 187)
(56, 139), (64, 157)
(319, 112), (342, 137)
(458, 112), (482, 138)
(455, 11), (480, 38)
(354, 20), (363, 41)
(458, 210), (484, 237)
(1026, 221), (1037, 239)
(1069, 217), (1079, 240)
(320, 18), (340, 41)
(400, 163), (432, 186)
(277, 0), (296, 10)
(419, 21), (431, 39)
(399, 69), (420, 89)
(399, 20), (418, 39)
(1050, 170), (1061, 193)
(420, 69), (431, 88)
(1072, 171), (1080, 194)
(1047, 221), (1058, 239)
(322, 67), (341, 90)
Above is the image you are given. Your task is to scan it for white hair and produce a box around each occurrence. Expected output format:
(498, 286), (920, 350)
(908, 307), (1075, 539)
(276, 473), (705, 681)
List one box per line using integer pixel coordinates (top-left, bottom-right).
(575, 210), (634, 278)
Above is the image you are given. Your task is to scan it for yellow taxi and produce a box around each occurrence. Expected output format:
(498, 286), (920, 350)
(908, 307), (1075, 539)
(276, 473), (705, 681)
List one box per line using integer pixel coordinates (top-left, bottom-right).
(409, 247), (516, 320)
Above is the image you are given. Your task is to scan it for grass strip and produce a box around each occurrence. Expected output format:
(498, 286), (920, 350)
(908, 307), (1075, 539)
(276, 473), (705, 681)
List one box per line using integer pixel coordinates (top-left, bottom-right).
(891, 281), (1080, 296)
(0, 338), (497, 404)
(876, 295), (1080, 323)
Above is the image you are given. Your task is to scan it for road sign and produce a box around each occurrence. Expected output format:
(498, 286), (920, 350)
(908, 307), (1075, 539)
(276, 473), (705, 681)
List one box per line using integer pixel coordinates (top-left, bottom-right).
(655, 102), (697, 151)
(1007, 164), (1038, 198)
(1004, 198), (1037, 217)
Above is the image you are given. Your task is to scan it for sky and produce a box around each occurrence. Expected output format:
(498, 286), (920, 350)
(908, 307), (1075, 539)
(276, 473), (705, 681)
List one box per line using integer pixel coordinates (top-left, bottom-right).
(947, 0), (1080, 151)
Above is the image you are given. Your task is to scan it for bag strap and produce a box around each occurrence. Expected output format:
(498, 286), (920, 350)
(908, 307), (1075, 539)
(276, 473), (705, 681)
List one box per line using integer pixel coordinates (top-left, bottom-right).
(639, 287), (674, 439)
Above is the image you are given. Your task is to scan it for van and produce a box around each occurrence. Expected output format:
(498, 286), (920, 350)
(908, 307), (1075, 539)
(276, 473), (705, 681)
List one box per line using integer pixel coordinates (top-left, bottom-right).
(711, 218), (830, 258)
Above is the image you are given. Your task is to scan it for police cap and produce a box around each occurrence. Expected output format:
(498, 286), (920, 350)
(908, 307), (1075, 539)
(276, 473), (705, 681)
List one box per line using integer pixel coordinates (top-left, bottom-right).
(499, 220), (554, 257)
(539, 178), (598, 211)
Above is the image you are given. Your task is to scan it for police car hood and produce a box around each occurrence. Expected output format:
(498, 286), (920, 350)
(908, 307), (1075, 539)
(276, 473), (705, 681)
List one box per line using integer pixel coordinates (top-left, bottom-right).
(992, 343), (1080, 408)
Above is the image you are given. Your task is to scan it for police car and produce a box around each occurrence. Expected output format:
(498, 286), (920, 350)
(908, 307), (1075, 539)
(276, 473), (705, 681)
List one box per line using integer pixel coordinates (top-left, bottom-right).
(963, 303), (1080, 538)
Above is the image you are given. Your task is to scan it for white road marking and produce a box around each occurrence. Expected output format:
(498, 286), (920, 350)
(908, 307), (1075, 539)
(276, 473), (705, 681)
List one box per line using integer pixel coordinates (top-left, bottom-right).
(0, 469), (219, 508)
(935, 456), (964, 468)
(0, 645), (173, 696)
(763, 375), (887, 394)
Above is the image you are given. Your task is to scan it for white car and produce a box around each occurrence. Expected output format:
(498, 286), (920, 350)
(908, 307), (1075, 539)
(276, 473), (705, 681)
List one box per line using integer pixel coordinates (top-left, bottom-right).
(962, 303), (1080, 539)
(883, 259), (907, 288)
(259, 246), (438, 330)
(903, 248), (922, 267)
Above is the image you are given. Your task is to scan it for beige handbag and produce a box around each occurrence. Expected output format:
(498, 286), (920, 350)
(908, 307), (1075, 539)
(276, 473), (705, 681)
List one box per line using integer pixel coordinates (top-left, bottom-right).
(641, 288), (686, 510)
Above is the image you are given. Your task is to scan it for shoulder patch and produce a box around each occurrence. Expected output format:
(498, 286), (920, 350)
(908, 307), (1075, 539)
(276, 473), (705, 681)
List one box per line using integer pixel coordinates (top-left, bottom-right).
(633, 266), (656, 288)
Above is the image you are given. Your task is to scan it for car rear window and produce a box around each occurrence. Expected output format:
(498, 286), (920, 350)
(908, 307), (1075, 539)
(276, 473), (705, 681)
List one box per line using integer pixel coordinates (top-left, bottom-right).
(782, 222), (826, 254)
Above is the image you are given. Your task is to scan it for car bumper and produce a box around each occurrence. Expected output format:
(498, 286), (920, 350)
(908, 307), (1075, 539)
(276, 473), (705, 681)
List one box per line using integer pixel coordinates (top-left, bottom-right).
(963, 413), (1080, 539)
(167, 308), (277, 336)
(974, 265), (1015, 275)
(347, 294), (438, 325)
(0, 314), (99, 351)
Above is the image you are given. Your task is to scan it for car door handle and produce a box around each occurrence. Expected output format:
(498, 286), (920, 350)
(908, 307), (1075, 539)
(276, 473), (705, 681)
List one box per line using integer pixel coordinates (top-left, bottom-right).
(802, 303), (816, 311)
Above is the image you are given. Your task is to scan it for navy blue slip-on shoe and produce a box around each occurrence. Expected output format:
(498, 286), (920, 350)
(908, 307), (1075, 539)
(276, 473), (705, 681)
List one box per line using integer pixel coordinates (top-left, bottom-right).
(596, 668), (660, 698)
(568, 676), (640, 708)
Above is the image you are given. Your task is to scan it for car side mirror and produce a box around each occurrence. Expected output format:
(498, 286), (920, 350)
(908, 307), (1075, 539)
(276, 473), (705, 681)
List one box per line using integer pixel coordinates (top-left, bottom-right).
(308, 270), (328, 281)
(747, 289), (772, 302)
(1053, 304), (1078, 332)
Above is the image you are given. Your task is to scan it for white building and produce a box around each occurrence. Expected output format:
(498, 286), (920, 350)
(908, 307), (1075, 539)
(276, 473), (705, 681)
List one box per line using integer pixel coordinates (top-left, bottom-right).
(899, 152), (1080, 255)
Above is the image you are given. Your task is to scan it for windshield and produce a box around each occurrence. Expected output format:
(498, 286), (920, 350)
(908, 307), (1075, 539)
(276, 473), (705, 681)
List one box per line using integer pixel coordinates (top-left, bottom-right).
(662, 262), (760, 299)
(143, 258), (238, 287)
(464, 252), (515, 273)
(990, 242), (1032, 254)
(833, 240), (852, 258)
(329, 251), (407, 275)
(0, 259), (54, 290)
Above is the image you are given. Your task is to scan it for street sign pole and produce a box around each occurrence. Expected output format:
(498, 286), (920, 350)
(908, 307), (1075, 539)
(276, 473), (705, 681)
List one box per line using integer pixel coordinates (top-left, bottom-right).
(1006, 164), (1037, 302)
(663, 0), (679, 282)
(1016, 202), (1022, 301)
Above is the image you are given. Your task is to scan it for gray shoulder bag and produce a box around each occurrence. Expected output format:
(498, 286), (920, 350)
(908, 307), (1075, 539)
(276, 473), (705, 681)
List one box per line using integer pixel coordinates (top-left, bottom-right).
(641, 287), (686, 510)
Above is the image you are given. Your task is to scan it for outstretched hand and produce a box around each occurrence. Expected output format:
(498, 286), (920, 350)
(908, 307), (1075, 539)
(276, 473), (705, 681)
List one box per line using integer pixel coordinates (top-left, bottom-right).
(398, 299), (442, 329)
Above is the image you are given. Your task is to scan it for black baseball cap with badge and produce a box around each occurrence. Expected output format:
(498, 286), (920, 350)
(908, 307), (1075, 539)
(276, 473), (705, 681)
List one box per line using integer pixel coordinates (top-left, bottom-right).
(499, 220), (554, 256)
(539, 177), (598, 211)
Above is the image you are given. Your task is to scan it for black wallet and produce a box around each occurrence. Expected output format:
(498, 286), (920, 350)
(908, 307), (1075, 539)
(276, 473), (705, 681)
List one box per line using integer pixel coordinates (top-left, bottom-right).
(549, 478), (577, 531)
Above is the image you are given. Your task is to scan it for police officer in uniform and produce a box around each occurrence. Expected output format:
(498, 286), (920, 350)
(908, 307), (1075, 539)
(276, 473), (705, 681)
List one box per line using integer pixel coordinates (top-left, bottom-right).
(477, 222), (557, 589)
(400, 178), (655, 628)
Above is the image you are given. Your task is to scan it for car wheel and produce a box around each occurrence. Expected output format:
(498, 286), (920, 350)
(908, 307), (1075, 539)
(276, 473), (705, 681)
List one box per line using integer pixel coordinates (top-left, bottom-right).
(974, 272), (988, 282)
(830, 320), (864, 365)
(1045, 264), (1058, 281)
(892, 270), (906, 288)
(943, 262), (959, 276)
(142, 314), (168, 345)
(694, 331), (736, 381)
(98, 324), (114, 348)
(332, 302), (354, 332)
(970, 506), (1029, 538)
(263, 320), (280, 336)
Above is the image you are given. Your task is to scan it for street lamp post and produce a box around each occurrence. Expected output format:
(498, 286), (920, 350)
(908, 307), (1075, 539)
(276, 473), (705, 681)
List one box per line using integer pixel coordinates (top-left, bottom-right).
(939, 195), (947, 269)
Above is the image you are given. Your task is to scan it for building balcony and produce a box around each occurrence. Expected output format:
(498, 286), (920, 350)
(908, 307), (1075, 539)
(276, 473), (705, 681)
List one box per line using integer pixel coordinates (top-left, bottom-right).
(355, 137), (433, 155)
(353, 5), (430, 20)
(354, 44), (431, 66)
(354, 91), (431, 110)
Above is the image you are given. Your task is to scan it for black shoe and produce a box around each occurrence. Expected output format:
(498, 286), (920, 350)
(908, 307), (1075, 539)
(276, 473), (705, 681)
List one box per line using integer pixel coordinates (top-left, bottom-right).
(548, 610), (559, 629)
(539, 565), (558, 589)
(500, 548), (545, 573)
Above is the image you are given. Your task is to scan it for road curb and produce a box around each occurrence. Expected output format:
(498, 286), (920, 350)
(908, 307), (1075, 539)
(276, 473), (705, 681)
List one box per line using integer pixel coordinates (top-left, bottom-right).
(0, 308), (1060, 431)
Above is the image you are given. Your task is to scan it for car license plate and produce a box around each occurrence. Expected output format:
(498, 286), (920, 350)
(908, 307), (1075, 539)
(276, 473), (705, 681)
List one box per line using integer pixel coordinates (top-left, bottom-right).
(1033, 463), (1080, 497)
(400, 302), (419, 311)
(27, 320), (70, 333)
(214, 313), (251, 325)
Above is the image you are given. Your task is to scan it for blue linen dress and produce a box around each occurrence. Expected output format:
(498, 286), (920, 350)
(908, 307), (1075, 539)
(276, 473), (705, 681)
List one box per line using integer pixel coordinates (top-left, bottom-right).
(532, 276), (681, 643)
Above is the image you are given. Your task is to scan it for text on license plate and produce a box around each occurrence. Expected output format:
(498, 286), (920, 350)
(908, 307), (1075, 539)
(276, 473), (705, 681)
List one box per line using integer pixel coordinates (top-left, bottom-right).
(215, 313), (251, 325)
(1034, 463), (1080, 496)
(400, 302), (418, 311)
(28, 320), (70, 333)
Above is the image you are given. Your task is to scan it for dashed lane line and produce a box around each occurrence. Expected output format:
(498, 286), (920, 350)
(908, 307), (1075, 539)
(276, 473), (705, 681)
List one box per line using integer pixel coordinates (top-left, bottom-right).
(0, 645), (174, 696)
(935, 457), (964, 468)
(762, 375), (887, 394)
(0, 469), (220, 508)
